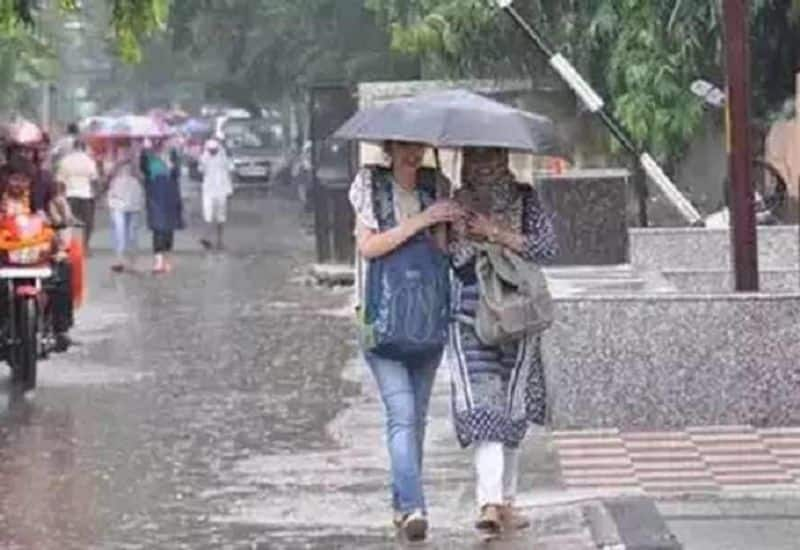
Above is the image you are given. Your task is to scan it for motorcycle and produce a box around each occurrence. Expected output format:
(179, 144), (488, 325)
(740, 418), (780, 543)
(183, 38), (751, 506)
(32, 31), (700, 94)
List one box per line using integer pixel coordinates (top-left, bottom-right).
(0, 211), (56, 391)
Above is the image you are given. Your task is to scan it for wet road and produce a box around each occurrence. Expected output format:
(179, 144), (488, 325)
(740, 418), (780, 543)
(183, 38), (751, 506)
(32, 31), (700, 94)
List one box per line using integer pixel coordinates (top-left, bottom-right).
(0, 187), (567, 549)
(0, 188), (368, 549)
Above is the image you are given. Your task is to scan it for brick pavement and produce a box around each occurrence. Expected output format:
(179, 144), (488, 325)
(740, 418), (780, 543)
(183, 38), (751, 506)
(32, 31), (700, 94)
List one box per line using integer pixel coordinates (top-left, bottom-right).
(553, 426), (800, 496)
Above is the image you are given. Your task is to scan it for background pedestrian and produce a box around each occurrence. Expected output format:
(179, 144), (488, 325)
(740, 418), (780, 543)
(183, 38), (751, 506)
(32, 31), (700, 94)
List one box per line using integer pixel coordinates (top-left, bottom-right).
(56, 139), (99, 252)
(106, 140), (145, 272)
(198, 138), (232, 250)
(140, 139), (184, 274)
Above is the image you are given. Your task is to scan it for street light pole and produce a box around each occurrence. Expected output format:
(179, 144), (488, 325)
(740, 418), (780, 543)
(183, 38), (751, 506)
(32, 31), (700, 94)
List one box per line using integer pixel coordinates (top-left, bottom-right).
(723, 0), (759, 291)
(492, 0), (703, 227)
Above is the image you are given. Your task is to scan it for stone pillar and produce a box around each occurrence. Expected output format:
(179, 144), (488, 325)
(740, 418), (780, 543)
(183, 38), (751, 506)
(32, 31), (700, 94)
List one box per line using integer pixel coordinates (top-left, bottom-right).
(537, 169), (630, 265)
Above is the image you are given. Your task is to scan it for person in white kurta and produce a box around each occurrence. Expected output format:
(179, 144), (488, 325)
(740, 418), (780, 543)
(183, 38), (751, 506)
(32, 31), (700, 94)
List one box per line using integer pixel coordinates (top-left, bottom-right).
(199, 139), (233, 250)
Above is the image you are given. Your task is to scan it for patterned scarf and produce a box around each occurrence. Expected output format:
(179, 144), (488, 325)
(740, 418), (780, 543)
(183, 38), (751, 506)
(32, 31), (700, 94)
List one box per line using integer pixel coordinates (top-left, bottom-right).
(450, 149), (524, 266)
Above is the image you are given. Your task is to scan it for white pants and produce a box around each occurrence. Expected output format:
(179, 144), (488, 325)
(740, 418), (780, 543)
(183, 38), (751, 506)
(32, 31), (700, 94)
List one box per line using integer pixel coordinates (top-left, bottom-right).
(203, 194), (228, 224)
(475, 442), (520, 508)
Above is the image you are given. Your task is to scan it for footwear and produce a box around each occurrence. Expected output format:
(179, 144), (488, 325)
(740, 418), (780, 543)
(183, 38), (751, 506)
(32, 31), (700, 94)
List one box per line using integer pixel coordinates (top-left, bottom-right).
(392, 511), (404, 529)
(54, 333), (72, 353)
(153, 254), (164, 273)
(400, 510), (428, 542)
(475, 504), (502, 533)
(199, 239), (213, 250)
(111, 263), (125, 273)
(499, 504), (530, 531)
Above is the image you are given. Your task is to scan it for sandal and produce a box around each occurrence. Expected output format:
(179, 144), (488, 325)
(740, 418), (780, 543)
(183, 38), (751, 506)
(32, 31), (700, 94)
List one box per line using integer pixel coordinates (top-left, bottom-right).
(475, 504), (503, 533)
(499, 504), (530, 531)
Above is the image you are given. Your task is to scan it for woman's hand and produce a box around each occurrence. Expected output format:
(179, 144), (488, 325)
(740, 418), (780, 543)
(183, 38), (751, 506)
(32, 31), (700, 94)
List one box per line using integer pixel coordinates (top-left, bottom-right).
(466, 211), (526, 251)
(416, 200), (463, 229)
(466, 211), (499, 241)
(356, 200), (463, 259)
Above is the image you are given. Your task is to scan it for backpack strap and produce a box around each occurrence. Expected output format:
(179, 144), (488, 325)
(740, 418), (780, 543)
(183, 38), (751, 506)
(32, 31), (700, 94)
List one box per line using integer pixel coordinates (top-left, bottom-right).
(368, 166), (396, 231)
(368, 165), (441, 232)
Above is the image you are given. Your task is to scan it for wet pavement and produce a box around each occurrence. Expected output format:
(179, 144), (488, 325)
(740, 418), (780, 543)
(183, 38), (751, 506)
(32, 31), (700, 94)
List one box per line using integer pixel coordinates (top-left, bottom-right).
(0, 186), (585, 549)
(5, 183), (798, 549)
(0, 188), (361, 549)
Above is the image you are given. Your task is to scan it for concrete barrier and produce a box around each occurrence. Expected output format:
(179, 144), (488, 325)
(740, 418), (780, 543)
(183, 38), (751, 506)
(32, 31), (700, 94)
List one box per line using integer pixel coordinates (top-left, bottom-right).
(661, 269), (800, 294)
(543, 292), (800, 429)
(630, 226), (799, 271)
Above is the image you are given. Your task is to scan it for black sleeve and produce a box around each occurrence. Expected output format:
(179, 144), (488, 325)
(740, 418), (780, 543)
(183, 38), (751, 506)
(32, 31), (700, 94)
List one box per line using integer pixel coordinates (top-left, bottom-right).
(139, 153), (150, 181)
(169, 149), (181, 181)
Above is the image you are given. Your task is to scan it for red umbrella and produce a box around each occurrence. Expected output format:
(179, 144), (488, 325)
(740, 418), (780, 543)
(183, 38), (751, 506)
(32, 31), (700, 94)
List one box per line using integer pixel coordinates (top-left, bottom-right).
(2, 119), (44, 146)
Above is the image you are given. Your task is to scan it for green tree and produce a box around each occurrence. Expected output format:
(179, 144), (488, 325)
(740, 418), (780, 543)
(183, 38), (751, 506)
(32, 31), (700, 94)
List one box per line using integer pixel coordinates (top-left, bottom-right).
(167, 0), (419, 107)
(0, 0), (169, 63)
(161, 0), (421, 148)
(366, 0), (800, 162)
(0, 28), (56, 114)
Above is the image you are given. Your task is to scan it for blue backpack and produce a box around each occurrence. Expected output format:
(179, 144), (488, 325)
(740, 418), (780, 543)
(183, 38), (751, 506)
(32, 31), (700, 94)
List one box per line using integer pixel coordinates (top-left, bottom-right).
(360, 167), (450, 359)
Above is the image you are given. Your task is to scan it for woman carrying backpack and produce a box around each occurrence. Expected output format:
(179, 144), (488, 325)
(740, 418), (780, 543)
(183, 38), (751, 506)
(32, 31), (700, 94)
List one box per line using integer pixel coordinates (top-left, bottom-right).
(448, 146), (557, 535)
(349, 141), (462, 542)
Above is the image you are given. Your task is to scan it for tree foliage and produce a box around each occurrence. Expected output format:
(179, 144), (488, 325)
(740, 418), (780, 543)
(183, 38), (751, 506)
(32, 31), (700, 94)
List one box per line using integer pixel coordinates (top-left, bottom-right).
(366, 0), (800, 161)
(0, 0), (167, 63)
(0, 26), (56, 113)
(166, 0), (420, 109)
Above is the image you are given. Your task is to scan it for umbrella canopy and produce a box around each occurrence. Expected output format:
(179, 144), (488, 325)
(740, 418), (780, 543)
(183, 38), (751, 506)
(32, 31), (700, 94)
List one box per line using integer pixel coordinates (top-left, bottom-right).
(181, 117), (213, 137)
(2, 118), (44, 145)
(334, 89), (563, 155)
(84, 115), (173, 139)
(101, 109), (133, 118)
(79, 116), (115, 134)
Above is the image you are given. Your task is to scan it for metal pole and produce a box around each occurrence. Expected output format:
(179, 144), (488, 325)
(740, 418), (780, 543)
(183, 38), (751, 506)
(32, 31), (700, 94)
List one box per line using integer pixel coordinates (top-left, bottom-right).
(723, 0), (759, 291)
(492, 0), (704, 227)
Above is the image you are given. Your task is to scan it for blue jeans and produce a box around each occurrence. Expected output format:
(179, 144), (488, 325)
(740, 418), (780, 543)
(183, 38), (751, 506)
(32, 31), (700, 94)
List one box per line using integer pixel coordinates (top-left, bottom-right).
(365, 350), (442, 515)
(110, 210), (140, 257)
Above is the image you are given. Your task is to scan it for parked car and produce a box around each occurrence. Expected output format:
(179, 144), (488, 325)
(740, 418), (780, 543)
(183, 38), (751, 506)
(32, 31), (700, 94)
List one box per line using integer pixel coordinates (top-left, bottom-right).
(221, 118), (286, 186)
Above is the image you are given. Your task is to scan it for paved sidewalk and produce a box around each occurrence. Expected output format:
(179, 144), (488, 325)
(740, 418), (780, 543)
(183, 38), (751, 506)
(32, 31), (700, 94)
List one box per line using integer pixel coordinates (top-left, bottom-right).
(416, 356), (800, 548)
(551, 426), (800, 496)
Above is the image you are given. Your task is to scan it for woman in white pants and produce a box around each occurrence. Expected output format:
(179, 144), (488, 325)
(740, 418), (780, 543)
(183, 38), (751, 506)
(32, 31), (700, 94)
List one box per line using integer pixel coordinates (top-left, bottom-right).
(199, 139), (233, 250)
(448, 147), (557, 534)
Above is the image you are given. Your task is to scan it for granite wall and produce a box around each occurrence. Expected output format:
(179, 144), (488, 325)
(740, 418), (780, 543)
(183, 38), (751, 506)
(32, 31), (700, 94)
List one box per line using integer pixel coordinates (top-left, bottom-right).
(542, 293), (800, 429)
(538, 170), (631, 266)
(630, 226), (800, 271)
(662, 269), (800, 294)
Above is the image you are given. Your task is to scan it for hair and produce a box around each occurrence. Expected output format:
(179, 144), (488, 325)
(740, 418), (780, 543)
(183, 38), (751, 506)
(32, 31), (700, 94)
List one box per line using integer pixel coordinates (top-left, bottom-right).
(0, 165), (11, 186)
(67, 122), (79, 135)
(5, 153), (37, 181)
(6, 143), (43, 168)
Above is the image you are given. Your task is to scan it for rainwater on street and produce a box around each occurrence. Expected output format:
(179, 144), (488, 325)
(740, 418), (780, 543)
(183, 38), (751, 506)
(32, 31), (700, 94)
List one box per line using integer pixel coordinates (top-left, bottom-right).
(0, 186), (550, 549)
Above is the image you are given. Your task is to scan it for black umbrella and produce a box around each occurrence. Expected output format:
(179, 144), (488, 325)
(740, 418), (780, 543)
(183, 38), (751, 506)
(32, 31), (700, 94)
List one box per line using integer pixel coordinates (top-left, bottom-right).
(334, 89), (563, 156)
